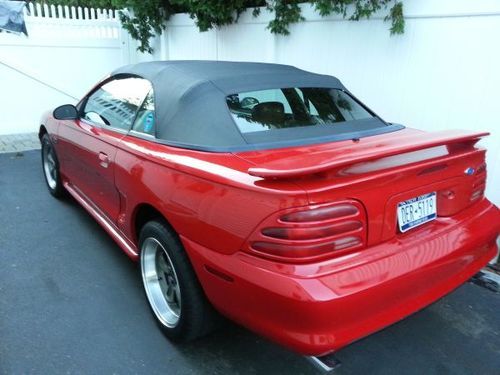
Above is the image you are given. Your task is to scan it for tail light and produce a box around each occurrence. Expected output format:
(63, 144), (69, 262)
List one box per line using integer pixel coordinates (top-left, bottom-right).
(471, 162), (486, 202)
(438, 161), (488, 216)
(245, 200), (367, 263)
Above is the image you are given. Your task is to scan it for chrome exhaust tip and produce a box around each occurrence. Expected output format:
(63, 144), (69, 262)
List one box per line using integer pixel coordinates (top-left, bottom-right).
(306, 354), (341, 372)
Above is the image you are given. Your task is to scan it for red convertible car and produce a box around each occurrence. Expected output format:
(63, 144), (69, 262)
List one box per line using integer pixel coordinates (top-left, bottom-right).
(39, 61), (499, 364)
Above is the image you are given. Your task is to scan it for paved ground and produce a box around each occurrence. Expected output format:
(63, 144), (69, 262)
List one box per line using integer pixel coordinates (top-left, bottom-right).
(1, 150), (499, 375)
(0, 132), (40, 153)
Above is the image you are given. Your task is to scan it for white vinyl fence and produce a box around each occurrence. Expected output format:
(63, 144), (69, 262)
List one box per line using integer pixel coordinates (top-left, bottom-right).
(0, 2), (135, 135)
(152, 0), (500, 205)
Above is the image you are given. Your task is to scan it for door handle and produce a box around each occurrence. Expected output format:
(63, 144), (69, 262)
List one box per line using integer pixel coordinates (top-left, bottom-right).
(98, 152), (110, 168)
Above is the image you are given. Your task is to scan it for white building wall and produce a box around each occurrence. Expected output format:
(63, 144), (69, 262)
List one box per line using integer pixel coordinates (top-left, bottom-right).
(159, 0), (500, 205)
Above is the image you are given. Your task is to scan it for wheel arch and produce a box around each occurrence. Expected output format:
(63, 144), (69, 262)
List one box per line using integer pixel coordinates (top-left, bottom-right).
(132, 203), (179, 246)
(38, 125), (48, 140)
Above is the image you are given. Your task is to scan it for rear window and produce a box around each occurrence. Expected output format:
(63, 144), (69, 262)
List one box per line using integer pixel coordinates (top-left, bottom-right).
(226, 88), (374, 134)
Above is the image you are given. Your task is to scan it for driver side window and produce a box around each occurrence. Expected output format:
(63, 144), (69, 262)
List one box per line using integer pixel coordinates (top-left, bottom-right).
(83, 76), (152, 131)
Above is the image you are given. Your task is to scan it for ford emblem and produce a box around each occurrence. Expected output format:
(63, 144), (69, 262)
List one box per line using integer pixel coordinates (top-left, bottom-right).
(464, 167), (475, 176)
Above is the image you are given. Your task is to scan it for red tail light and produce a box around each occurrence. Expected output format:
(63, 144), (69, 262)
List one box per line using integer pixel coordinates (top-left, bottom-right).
(245, 200), (367, 263)
(471, 162), (486, 202)
(280, 204), (358, 223)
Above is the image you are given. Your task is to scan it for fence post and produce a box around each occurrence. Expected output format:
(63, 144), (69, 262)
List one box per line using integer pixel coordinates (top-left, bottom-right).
(159, 29), (169, 60)
(118, 10), (134, 65)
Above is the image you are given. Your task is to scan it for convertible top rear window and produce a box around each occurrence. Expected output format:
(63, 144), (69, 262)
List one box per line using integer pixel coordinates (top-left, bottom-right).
(227, 88), (374, 135)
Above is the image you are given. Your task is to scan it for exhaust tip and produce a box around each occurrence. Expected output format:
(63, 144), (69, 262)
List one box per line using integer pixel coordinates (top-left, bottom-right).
(306, 354), (341, 372)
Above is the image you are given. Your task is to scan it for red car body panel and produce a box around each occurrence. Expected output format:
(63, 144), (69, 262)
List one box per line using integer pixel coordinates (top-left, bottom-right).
(183, 199), (498, 355)
(41, 109), (500, 356)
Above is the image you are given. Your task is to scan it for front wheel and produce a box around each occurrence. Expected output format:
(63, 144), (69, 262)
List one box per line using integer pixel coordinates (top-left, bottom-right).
(41, 133), (65, 198)
(139, 220), (219, 342)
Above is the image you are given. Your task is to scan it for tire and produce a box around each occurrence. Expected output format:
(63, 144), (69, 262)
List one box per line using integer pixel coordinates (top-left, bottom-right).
(139, 220), (219, 342)
(41, 133), (65, 198)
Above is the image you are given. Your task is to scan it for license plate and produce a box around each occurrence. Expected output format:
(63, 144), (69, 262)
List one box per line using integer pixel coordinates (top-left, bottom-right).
(397, 192), (437, 233)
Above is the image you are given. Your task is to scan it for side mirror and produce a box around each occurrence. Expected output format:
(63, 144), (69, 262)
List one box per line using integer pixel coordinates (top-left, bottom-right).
(53, 104), (78, 120)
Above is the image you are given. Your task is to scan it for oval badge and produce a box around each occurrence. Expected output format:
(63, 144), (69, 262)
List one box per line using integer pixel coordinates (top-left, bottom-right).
(464, 167), (475, 176)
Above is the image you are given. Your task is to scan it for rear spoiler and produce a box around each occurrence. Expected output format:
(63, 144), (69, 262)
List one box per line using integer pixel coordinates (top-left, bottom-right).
(247, 130), (488, 179)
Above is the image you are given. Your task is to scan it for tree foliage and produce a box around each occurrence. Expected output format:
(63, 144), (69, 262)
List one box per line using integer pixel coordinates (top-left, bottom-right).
(41, 0), (405, 53)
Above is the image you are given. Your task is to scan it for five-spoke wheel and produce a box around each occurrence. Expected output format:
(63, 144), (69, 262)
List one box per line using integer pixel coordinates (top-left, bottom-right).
(139, 220), (219, 341)
(41, 133), (65, 198)
(141, 237), (182, 328)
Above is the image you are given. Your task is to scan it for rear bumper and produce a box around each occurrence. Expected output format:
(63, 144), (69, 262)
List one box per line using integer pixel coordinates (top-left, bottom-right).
(183, 199), (500, 356)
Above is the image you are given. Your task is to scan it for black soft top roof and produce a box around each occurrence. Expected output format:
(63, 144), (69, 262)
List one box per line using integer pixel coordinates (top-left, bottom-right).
(112, 60), (356, 151)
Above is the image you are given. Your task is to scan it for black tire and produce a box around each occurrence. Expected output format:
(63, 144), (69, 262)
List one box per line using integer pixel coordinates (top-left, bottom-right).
(139, 220), (219, 342)
(41, 133), (65, 198)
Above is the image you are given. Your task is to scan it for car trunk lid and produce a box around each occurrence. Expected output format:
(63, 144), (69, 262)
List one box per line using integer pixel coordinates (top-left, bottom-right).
(235, 128), (489, 246)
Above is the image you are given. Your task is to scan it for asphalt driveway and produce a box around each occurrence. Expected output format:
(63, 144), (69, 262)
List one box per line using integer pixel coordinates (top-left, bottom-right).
(1, 150), (499, 375)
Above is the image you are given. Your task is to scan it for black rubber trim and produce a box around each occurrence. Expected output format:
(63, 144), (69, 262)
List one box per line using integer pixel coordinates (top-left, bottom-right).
(124, 123), (406, 153)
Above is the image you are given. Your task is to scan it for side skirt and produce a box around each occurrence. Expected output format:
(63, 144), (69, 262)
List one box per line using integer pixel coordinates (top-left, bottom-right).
(63, 181), (139, 261)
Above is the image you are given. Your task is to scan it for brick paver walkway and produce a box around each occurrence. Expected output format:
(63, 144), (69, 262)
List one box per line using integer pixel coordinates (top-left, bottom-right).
(0, 133), (40, 153)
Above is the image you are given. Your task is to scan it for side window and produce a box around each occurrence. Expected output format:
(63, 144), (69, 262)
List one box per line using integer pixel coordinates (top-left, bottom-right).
(131, 89), (155, 136)
(82, 76), (152, 131)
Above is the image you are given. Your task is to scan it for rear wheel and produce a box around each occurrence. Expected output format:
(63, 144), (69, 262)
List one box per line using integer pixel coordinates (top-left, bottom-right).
(41, 133), (65, 198)
(139, 220), (219, 341)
